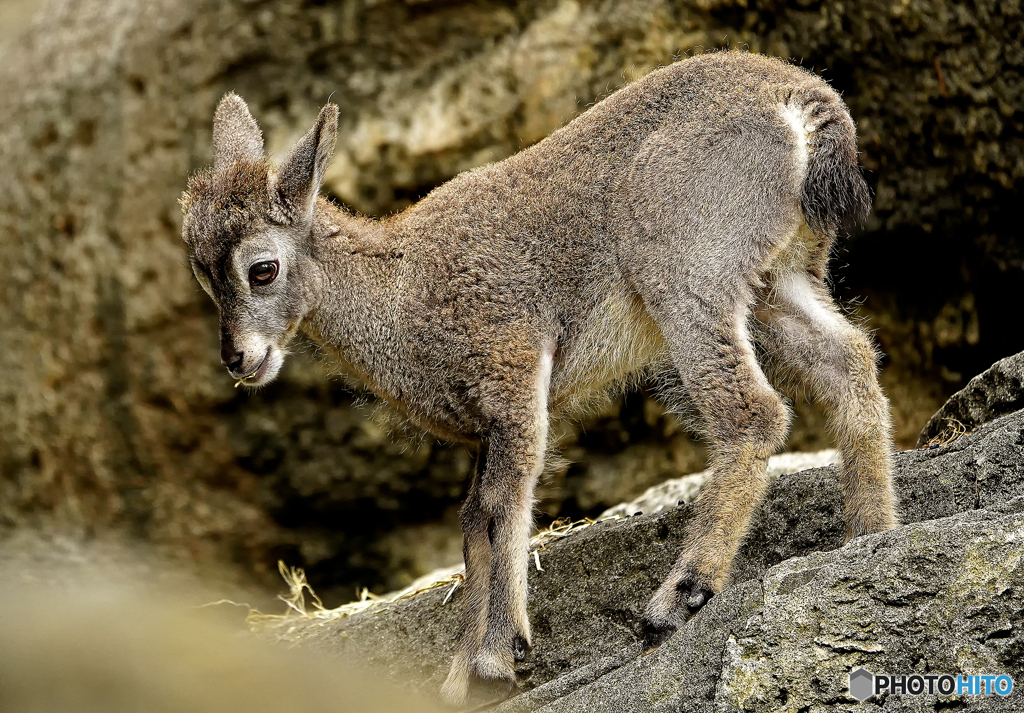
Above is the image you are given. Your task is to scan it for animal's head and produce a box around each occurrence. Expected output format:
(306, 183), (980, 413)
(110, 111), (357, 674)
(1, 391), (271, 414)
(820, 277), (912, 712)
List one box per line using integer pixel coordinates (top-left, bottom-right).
(180, 93), (338, 387)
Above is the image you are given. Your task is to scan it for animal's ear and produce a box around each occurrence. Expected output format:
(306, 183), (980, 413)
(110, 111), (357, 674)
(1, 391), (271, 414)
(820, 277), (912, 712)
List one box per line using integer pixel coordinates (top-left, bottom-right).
(274, 104), (339, 222)
(212, 92), (264, 171)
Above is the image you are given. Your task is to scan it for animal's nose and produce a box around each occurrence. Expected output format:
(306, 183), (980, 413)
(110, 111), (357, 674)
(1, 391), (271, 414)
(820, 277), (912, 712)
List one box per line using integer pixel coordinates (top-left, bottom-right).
(221, 346), (244, 373)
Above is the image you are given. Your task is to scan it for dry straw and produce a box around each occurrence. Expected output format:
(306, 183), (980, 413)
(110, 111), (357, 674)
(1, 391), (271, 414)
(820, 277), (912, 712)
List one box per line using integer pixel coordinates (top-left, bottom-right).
(242, 516), (618, 631)
(926, 417), (968, 449)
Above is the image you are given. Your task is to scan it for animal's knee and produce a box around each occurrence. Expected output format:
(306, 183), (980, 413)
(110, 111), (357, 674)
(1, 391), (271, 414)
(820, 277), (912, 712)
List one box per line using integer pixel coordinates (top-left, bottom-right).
(709, 387), (790, 456)
(755, 389), (791, 447)
(837, 325), (882, 378)
(825, 326), (890, 423)
(789, 332), (892, 463)
(695, 331), (791, 452)
(477, 484), (534, 525)
(459, 495), (486, 533)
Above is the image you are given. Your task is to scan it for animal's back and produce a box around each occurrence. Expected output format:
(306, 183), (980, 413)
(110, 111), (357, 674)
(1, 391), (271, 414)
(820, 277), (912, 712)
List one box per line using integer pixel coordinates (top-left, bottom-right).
(401, 51), (850, 283)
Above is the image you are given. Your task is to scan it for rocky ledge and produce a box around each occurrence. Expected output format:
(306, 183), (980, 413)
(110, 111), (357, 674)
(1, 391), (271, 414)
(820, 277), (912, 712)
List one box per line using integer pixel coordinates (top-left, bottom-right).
(276, 400), (1024, 711)
(919, 351), (1024, 448)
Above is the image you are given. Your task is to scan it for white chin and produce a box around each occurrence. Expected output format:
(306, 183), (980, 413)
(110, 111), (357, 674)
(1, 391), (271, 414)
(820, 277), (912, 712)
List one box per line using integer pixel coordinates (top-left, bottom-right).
(241, 348), (284, 388)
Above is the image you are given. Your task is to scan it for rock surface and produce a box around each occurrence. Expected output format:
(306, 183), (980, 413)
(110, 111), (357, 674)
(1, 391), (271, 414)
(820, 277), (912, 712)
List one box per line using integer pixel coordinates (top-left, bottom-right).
(277, 408), (1024, 711)
(599, 449), (838, 520)
(919, 351), (1024, 447)
(0, 561), (444, 713)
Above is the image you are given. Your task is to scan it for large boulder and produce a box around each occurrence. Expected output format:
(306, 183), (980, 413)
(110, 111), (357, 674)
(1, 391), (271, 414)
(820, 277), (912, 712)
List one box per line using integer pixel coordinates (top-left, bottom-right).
(1, 0), (1021, 597)
(274, 407), (1024, 710)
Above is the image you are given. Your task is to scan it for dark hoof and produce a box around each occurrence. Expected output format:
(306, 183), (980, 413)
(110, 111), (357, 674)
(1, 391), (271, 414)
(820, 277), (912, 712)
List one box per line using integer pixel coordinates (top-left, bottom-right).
(641, 618), (677, 651)
(512, 635), (531, 662)
(642, 582), (715, 651)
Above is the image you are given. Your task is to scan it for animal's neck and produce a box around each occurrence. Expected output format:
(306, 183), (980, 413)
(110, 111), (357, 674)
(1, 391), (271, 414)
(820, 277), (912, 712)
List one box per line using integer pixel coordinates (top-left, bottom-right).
(300, 197), (405, 388)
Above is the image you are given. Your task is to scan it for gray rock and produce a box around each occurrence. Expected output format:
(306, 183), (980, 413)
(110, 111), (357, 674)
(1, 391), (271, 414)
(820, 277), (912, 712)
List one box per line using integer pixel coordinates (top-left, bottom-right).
(522, 507), (1024, 713)
(276, 408), (1024, 711)
(599, 449), (839, 520)
(919, 351), (1024, 447)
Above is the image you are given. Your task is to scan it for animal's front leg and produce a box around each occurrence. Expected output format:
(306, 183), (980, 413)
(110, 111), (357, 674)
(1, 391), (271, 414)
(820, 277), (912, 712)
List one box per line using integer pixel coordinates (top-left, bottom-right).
(474, 424), (543, 682)
(441, 347), (552, 706)
(441, 454), (492, 705)
(441, 436), (538, 706)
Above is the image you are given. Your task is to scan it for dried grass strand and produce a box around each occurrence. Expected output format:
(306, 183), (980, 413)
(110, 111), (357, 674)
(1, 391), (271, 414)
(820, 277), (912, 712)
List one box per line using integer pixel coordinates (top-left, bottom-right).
(238, 516), (617, 631)
(926, 417), (968, 449)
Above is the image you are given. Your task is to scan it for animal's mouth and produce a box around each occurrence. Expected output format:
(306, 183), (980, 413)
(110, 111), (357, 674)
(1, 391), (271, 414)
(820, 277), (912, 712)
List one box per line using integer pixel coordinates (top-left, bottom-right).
(234, 348), (272, 388)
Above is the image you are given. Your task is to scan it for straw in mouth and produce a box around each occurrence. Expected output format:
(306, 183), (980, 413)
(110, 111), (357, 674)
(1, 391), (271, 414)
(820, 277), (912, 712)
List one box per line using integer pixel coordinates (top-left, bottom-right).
(233, 350), (269, 387)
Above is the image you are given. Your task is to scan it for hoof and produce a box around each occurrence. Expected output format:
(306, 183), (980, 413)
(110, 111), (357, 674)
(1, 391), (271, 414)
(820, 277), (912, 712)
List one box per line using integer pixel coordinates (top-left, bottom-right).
(642, 579), (715, 650)
(641, 617), (677, 651)
(440, 654), (472, 707)
(462, 671), (519, 709)
(684, 585), (714, 614)
(443, 637), (529, 707)
(441, 664), (518, 709)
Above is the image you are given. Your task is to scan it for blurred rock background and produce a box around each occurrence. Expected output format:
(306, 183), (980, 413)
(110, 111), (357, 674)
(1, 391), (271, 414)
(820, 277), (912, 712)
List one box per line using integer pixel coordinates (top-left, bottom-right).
(0, 0), (1020, 604)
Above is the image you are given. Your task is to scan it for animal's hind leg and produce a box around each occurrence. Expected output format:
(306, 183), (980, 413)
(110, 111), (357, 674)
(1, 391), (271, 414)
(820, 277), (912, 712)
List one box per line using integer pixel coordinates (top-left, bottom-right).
(616, 121), (800, 641)
(755, 270), (897, 539)
(636, 281), (791, 643)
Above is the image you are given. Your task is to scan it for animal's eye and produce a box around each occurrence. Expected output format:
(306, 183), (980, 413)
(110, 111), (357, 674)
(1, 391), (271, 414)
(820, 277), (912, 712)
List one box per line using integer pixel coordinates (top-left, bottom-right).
(249, 260), (279, 287)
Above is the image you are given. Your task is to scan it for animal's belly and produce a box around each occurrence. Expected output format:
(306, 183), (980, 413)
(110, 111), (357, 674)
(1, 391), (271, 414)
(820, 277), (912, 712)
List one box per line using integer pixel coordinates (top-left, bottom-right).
(550, 290), (668, 415)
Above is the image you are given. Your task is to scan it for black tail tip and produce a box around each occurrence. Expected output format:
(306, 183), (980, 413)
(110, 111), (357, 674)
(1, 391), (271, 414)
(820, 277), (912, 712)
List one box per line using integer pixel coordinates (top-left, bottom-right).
(801, 140), (872, 236)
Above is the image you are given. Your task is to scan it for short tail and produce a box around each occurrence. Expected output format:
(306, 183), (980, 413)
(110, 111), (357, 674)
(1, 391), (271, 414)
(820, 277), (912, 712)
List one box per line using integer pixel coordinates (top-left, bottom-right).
(798, 91), (872, 237)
